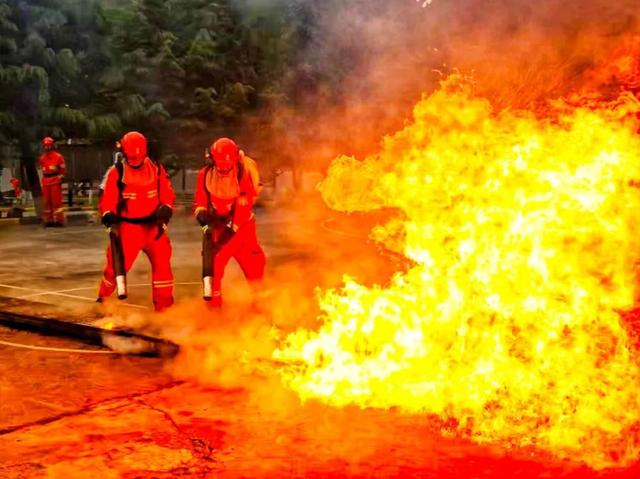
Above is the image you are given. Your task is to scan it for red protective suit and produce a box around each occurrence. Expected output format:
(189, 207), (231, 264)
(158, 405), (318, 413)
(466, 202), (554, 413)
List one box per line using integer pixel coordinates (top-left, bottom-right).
(98, 157), (175, 311)
(39, 150), (66, 224)
(193, 153), (265, 306)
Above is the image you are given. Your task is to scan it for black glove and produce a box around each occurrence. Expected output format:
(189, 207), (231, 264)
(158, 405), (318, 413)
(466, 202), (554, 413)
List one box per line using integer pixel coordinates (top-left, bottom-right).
(102, 212), (117, 228)
(156, 204), (173, 225)
(218, 220), (236, 245)
(196, 209), (211, 227)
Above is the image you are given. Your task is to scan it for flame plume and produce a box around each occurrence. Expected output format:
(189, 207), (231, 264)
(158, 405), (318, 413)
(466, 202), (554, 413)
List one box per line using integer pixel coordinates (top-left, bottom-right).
(274, 75), (640, 468)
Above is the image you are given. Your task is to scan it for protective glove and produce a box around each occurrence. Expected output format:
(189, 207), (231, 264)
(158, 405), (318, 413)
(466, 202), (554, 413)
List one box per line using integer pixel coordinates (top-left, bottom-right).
(156, 204), (173, 226)
(217, 220), (236, 245)
(196, 209), (210, 227)
(102, 211), (117, 228)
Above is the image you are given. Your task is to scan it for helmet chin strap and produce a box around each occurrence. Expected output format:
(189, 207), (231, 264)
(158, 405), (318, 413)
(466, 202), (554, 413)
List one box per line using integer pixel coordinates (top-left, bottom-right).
(216, 165), (234, 175)
(125, 157), (145, 169)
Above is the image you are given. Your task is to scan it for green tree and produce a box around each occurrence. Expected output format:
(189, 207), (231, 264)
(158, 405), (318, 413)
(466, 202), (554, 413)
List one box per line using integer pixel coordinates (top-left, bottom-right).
(0, 0), (121, 205)
(0, 0), (311, 181)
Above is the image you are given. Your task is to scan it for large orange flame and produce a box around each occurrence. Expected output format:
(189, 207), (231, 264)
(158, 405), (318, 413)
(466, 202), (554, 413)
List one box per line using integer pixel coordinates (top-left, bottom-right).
(274, 75), (640, 468)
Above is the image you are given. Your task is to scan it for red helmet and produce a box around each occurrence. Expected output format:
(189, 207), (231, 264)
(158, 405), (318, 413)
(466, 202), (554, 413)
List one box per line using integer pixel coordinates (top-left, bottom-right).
(210, 137), (239, 173)
(42, 137), (54, 148)
(120, 131), (147, 166)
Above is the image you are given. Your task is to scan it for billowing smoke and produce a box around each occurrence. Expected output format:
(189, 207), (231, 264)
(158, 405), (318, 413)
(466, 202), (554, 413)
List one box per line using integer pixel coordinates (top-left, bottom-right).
(251, 0), (640, 171)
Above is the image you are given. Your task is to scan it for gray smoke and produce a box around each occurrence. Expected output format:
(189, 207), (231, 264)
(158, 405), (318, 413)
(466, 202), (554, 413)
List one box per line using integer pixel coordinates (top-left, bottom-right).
(250, 0), (639, 168)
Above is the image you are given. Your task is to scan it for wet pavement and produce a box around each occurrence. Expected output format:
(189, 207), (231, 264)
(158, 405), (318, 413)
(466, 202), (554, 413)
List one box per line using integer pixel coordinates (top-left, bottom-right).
(1, 207), (639, 478)
(0, 207), (294, 314)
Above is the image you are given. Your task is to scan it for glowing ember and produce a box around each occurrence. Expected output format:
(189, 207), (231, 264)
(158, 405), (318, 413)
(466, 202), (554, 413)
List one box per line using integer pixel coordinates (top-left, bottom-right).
(274, 75), (640, 468)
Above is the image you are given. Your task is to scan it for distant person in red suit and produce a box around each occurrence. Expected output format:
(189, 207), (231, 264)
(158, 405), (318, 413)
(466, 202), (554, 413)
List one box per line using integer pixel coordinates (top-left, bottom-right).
(38, 137), (65, 226)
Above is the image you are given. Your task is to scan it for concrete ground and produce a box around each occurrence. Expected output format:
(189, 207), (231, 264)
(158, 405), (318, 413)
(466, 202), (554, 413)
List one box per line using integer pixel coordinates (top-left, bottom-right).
(0, 206), (639, 478)
(0, 207), (295, 312)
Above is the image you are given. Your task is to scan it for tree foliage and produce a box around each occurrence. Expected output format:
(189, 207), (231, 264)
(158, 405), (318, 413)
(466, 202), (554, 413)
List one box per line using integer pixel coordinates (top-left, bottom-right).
(0, 0), (323, 171)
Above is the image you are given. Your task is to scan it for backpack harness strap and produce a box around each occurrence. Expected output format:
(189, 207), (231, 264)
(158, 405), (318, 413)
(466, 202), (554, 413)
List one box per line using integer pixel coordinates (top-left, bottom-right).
(202, 161), (245, 225)
(114, 157), (162, 224)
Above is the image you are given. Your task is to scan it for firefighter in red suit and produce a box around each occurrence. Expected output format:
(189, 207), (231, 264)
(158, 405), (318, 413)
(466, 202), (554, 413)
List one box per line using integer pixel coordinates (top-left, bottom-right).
(97, 131), (175, 311)
(193, 137), (266, 307)
(38, 137), (65, 226)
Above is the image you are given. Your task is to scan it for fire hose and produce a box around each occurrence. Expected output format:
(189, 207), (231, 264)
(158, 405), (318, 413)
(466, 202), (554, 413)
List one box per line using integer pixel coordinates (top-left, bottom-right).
(0, 339), (119, 354)
(109, 226), (128, 300)
(202, 224), (214, 301)
(201, 218), (235, 301)
(0, 310), (179, 357)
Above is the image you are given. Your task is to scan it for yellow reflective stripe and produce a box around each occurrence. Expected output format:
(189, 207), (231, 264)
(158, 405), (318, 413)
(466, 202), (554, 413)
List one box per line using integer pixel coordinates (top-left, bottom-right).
(153, 280), (174, 285)
(153, 284), (174, 289)
(194, 206), (206, 216)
